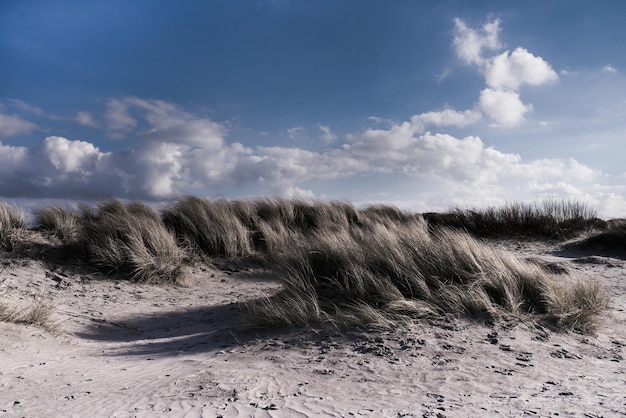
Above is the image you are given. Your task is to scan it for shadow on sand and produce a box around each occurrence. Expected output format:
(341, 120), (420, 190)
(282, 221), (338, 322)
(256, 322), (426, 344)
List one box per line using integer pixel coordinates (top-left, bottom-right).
(72, 301), (317, 358)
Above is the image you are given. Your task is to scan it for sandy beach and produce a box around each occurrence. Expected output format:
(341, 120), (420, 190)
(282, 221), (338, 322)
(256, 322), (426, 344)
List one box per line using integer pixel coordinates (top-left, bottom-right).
(1, 237), (624, 418)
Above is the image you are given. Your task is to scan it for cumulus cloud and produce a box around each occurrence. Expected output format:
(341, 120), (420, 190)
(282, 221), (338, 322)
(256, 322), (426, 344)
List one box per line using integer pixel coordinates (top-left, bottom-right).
(343, 119), (626, 217)
(345, 122), (517, 184)
(0, 141), (28, 173)
(478, 88), (532, 126)
(38, 136), (102, 175)
(0, 114), (39, 137)
(453, 17), (502, 66)
(484, 47), (558, 90)
(0, 97), (623, 219)
(452, 18), (559, 127)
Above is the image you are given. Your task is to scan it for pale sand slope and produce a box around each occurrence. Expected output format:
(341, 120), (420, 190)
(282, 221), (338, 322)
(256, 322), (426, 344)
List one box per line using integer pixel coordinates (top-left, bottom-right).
(0, 241), (625, 418)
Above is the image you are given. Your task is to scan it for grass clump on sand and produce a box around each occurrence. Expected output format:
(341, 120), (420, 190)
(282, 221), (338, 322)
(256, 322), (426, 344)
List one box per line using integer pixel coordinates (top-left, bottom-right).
(0, 299), (57, 332)
(33, 205), (81, 243)
(246, 213), (608, 332)
(424, 199), (605, 239)
(0, 203), (25, 251)
(78, 200), (189, 285)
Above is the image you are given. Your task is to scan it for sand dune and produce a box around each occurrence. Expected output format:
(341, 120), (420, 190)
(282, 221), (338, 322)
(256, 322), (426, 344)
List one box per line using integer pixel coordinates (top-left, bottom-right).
(1, 240), (624, 417)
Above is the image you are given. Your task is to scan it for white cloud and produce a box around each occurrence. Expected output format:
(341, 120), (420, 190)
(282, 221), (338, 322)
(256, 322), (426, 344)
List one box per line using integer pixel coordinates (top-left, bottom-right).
(105, 97), (226, 149)
(484, 47), (558, 90)
(105, 99), (137, 132)
(479, 88), (532, 126)
(38, 136), (102, 174)
(436, 68), (453, 83)
(0, 114), (39, 137)
(318, 124), (337, 143)
(452, 18), (558, 128)
(0, 99), (624, 220)
(286, 126), (306, 141)
(411, 108), (482, 131)
(453, 17), (502, 66)
(601, 64), (617, 74)
(74, 111), (99, 128)
(7, 99), (44, 115)
(0, 141), (28, 173)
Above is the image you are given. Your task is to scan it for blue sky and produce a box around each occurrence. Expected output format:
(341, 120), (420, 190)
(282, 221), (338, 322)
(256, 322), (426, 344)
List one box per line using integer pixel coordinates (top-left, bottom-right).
(1, 0), (626, 217)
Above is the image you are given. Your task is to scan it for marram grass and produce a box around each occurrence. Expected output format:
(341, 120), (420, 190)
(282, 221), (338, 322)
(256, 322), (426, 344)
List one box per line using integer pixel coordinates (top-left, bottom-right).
(78, 200), (189, 285)
(0, 202), (25, 251)
(1, 197), (612, 331)
(245, 212), (608, 332)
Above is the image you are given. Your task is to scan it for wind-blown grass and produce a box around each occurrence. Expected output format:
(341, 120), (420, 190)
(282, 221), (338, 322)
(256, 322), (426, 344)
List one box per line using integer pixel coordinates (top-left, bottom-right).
(246, 216), (608, 332)
(0, 197), (611, 331)
(33, 205), (81, 243)
(79, 200), (189, 285)
(162, 197), (364, 257)
(0, 203), (25, 251)
(162, 197), (253, 258)
(158, 197), (607, 331)
(423, 199), (605, 239)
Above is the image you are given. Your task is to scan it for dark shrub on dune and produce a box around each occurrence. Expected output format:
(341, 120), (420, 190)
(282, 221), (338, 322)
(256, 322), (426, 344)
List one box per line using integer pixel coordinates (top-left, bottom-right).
(570, 219), (626, 253)
(424, 199), (605, 239)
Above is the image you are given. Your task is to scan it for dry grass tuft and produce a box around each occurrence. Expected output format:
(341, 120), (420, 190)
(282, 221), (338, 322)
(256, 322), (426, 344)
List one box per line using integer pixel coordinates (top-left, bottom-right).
(0, 299), (58, 333)
(79, 200), (189, 285)
(33, 205), (81, 243)
(161, 197), (364, 258)
(162, 197), (252, 258)
(0, 203), (25, 251)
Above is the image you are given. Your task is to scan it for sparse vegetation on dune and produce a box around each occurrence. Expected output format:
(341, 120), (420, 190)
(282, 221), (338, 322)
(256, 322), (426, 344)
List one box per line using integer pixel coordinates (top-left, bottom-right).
(424, 199), (605, 239)
(0, 197), (614, 332)
(0, 298), (57, 332)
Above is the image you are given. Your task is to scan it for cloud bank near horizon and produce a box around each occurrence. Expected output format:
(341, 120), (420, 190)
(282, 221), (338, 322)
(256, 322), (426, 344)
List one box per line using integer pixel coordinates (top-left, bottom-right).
(1, 18), (625, 217)
(1, 94), (623, 217)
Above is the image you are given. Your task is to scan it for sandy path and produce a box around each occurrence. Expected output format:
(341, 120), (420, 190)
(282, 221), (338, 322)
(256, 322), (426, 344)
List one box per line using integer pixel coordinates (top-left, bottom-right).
(1, 242), (625, 417)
